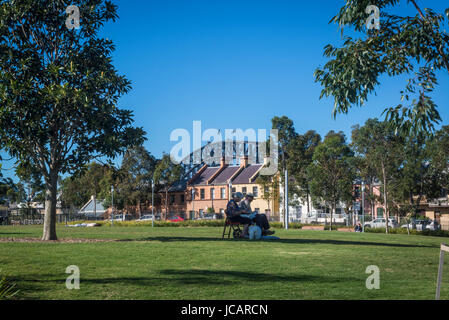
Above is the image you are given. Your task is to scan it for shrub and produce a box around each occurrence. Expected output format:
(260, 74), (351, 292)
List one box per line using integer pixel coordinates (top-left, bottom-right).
(364, 227), (449, 237)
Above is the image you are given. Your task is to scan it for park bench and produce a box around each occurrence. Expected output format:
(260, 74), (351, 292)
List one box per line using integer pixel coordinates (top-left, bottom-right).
(301, 226), (324, 231)
(222, 217), (243, 239)
(337, 227), (354, 232)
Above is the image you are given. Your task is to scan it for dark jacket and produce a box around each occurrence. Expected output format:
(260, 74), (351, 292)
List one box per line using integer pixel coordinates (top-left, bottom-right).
(225, 200), (240, 218)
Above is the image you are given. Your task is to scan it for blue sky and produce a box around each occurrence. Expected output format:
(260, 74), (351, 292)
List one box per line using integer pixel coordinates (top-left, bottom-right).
(1, 0), (449, 181)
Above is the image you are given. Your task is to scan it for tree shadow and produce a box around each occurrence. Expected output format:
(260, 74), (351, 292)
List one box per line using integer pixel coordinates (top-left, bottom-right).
(117, 236), (436, 248)
(0, 232), (29, 235)
(157, 269), (359, 285)
(11, 269), (360, 296)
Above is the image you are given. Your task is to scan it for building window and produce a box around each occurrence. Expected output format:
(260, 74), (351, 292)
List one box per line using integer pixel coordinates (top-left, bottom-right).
(200, 189), (205, 200)
(242, 187), (247, 195)
(210, 188), (215, 199)
(180, 194), (185, 203)
(377, 207), (384, 218)
(221, 188), (226, 199)
(232, 187), (236, 193)
(170, 195), (175, 204)
(253, 186), (258, 197)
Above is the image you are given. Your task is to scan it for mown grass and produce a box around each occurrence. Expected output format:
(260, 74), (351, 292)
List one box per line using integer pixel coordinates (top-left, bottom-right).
(0, 225), (448, 300)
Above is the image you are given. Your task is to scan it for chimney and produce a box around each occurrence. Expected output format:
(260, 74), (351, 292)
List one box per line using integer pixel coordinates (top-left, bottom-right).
(263, 156), (270, 166)
(220, 156), (226, 167)
(241, 156), (249, 168)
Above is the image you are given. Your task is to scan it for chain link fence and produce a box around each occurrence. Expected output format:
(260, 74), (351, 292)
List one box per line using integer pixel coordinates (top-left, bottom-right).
(0, 208), (106, 225)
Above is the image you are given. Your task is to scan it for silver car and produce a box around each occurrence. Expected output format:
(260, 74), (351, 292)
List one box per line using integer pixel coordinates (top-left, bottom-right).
(364, 218), (399, 229)
(136, 214), (155, 221)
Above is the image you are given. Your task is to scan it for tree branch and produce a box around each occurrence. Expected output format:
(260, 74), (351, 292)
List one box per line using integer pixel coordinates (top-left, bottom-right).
(409, 0), (449, 74)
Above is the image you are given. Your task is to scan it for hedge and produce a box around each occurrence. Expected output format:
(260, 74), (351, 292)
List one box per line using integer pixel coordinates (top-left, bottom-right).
(63, 220), (449, 237)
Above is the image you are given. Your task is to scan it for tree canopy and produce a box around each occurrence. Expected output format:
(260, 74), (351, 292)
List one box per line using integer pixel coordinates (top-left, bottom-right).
(315, 0), (449, 135)
(0, 0), (145, 239)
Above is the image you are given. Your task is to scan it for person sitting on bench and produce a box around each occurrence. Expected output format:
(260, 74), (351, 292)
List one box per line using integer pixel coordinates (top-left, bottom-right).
(226, 192), (252, 238)
(239, 193), (275, 236)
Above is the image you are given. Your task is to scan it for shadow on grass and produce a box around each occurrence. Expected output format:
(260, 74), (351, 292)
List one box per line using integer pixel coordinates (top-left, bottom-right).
(156, 269), (359, 285)
(0, 232), (29, 235)
(11, 269), (360, 298)
(117, 236), (436, 248)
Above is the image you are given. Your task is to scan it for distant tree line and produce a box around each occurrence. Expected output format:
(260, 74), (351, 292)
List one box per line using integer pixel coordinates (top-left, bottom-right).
(264, 116), (449, 232)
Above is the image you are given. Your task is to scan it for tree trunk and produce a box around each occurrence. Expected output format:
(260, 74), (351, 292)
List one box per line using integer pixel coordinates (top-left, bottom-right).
(381, 162), (389, 234)
(330, 202), (335, 231)
(370, 182), (374, 218)
(306, 190), (310, 214)
(42, 171), (58, 241)
(165, 189), (168, 220)
(138, 200), (142, 219)
(93, 194), (96, 220)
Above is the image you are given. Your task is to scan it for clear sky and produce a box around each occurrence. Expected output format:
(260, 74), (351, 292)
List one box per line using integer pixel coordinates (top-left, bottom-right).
(1, 0), (449, 181)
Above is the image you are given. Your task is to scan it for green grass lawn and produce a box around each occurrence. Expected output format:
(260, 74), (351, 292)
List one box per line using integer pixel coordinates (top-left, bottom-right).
(1, 225), (448, 300)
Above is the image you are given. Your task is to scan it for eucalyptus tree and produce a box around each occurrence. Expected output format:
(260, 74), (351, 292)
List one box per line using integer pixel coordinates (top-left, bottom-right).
(315, 0), (449, 135)
(351, 119), (403, 233)
(287, 130), (321, 213)
(153, 154), (184, 220)
(0, 1), (145, 240)
(308, 131), (355, 230)
(118, 145), (157, 216)
(426, 126), (449, 195)
(255, 173), (279, 216)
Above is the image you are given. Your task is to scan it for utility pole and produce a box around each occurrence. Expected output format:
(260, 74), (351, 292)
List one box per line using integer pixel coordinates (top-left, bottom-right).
(285, 169), (289, 230)
(111, 185), (114, 227)
(151, 179), (154, 228)
(192, 188), (195, 220)
(362, 180), (365, 232)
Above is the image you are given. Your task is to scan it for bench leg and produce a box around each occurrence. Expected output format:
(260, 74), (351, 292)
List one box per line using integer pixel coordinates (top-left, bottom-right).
(222, 224), (227, 240)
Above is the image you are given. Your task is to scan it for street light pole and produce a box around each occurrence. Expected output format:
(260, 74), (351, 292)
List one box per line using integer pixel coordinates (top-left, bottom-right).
(192, 188), (195, 220)
(151, 179), (154, 228)
(111, 185), (114, 227)
(362, 180), (365, 232)
(285, 169), (289, 230)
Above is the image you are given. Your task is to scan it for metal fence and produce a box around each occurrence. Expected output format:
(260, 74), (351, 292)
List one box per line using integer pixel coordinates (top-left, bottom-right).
(0, 208), (106, 225)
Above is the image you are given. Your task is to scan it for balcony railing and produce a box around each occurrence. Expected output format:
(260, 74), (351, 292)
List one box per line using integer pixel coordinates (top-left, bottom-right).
(428, 197), (449, 207)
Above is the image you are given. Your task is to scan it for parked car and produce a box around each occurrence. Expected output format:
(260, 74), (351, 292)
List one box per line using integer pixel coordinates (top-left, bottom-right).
(364, 218), (399, 229)
(401, 219), (431, 231)
(112, 214), (133, 221)
(425, 220), (440, 231)
(136, 214), (155, 221)
(168, 216), (184, 222)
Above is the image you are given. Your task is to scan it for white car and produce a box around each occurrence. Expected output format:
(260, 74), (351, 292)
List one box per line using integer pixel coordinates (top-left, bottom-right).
(425, 221), (440, 231)
(401, 220), (431, 231)
(112, 214), (133, 221)
(364, 218), (399, 229)
(136, 214), (155, 221)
